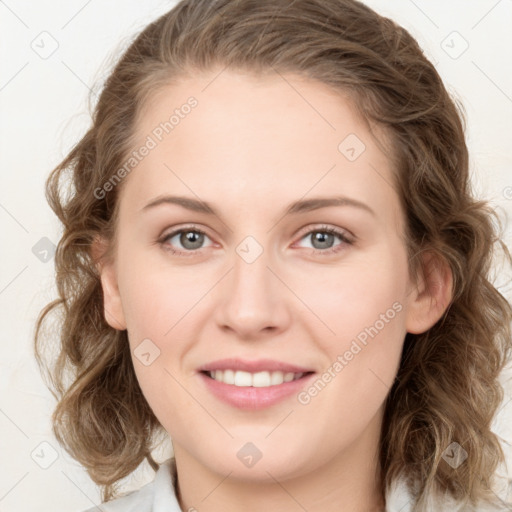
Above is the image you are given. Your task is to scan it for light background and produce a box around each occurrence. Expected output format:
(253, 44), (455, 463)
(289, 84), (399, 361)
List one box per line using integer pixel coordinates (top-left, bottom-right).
(1, 1), (511, 511)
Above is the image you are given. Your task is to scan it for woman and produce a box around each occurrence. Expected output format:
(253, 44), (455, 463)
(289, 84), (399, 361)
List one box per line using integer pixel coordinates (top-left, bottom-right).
(34, 0), (512, 510)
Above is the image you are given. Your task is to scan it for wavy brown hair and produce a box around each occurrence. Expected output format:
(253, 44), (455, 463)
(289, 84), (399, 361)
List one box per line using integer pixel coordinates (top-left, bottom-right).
(34, 0), (512, 509)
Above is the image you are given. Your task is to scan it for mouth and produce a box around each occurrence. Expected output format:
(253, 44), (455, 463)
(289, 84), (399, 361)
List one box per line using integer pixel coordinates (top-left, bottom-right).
(197, 358), (316, 409)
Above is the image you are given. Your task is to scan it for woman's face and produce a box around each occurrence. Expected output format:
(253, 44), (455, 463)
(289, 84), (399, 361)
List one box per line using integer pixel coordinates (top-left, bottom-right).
(99, 68), (433, 483)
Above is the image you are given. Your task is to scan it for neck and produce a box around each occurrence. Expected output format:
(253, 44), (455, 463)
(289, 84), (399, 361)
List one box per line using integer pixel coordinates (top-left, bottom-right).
(172, 411), (386, 512)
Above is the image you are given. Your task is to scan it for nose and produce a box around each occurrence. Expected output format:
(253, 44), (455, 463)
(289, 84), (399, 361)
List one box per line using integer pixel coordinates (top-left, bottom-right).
(213, 242), (292, 340)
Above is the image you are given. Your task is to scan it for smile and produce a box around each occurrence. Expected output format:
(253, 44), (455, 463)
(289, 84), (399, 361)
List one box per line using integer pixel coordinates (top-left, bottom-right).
(204, 369), (307, 387)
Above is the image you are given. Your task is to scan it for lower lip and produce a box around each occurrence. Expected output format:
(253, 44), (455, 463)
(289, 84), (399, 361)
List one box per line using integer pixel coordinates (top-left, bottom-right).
(199, 372), (315, 410)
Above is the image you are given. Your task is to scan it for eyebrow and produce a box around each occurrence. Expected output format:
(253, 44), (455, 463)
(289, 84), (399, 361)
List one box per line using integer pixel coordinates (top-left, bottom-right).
(140, 194), (376, 218)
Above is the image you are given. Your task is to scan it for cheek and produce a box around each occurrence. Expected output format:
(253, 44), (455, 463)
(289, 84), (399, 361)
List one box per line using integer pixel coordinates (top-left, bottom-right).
(296, 281), (405, 449)
(117, 248), (203, 343)
(299, 250), (408, 343)
(306, 249), (408, 393)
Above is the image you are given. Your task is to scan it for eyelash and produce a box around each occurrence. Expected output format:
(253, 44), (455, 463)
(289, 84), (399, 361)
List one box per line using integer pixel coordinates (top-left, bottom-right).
(157, 224), (353, 257)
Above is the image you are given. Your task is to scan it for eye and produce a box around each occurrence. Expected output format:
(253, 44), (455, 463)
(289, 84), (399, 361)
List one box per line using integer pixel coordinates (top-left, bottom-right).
(158, 226), (214, 256)
(158, 224), (353, 257)
(295, 225), (353, 255)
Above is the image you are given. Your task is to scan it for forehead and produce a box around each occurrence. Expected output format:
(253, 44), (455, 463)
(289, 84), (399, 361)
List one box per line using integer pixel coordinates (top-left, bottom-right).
(120, 68), (401, 228)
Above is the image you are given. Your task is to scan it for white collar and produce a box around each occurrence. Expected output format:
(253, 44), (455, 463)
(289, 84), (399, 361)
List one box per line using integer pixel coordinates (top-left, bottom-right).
(89, 458), (181, 512)
(152, 458), (182, 511)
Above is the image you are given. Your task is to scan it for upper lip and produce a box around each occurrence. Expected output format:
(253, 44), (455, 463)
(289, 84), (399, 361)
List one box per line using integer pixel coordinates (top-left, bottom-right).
(198, 358), (315, 374)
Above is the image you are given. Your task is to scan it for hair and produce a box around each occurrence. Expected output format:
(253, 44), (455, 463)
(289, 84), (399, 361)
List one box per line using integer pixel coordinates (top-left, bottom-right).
(34, 0), (512, 509)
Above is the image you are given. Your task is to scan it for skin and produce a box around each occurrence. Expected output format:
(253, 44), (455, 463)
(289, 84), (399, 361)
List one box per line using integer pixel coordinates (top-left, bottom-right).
(95, 68), (452, 512)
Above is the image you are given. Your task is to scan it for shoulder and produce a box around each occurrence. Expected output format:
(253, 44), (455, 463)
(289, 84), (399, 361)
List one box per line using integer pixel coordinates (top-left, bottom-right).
(79, 458), (180, 512)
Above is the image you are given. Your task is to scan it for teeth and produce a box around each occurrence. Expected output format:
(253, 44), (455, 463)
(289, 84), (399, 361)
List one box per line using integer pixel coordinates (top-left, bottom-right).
(223, 369), (235, 385)
(208, 370), (305, 387)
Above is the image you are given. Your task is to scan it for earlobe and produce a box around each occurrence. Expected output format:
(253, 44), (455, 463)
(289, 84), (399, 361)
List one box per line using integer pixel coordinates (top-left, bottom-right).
(91, 236), (127, 331)
(405, 251), (453, 334)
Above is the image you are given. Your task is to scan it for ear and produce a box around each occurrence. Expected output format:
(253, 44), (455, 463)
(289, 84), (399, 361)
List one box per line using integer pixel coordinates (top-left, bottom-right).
(405, 251), (453, 334)
(91, 236), (127, 331)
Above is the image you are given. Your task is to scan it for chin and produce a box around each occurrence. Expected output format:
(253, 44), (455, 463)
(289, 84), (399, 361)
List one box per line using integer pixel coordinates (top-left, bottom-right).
(201, 439), (314, 483)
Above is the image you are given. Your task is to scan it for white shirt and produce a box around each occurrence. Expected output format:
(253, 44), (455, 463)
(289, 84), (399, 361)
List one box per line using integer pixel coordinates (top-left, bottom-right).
(81, 457), (511, 512)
